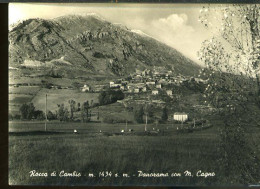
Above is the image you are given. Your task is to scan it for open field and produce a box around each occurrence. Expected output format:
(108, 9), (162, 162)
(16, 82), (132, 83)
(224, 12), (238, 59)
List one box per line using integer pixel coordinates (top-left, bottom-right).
(9, 121), (260, 186)
(32, 89), (99, 112)
(9, 87), (100, 115)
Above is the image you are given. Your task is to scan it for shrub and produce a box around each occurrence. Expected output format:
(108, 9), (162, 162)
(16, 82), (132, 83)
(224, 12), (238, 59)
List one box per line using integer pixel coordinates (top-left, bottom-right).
(34, 110), (45, 120)
(47, 110), (56, 120)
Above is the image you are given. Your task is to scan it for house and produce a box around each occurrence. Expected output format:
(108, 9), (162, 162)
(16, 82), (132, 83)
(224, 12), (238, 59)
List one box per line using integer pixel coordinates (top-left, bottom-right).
(82, 84), (90, 92)
(156, 84), (162, 89)
(152, 90), (159, 95)
(134, 88), (140, 93)
(110, 81), (121, 88)
(142, 87), (147, 92)
(120, 85), (126, 91)
(166, 90), (172, 96)
(173, 112), (188, 122)
(110, 81), (115, 87)
(146, 81), (155, 85)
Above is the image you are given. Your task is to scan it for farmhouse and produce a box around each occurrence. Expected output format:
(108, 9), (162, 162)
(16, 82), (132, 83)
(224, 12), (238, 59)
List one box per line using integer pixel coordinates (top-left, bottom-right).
(173, 112), (188, 122)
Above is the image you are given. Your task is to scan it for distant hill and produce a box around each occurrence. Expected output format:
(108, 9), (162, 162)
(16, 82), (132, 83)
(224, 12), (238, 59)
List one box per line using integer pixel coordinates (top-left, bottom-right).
(9, 14), (201, 77)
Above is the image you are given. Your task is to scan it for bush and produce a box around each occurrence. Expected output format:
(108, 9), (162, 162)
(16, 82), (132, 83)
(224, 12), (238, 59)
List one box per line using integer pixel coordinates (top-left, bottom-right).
(47, 110), (56, 120)
(34, 110), (45, 120)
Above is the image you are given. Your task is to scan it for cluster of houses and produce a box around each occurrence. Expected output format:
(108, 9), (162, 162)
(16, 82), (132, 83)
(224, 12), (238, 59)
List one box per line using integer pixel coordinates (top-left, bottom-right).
(81, 68), (207, 97)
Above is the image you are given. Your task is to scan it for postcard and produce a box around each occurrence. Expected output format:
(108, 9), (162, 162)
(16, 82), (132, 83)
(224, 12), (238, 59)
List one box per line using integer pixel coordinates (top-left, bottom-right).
(8, 3), (260, 186)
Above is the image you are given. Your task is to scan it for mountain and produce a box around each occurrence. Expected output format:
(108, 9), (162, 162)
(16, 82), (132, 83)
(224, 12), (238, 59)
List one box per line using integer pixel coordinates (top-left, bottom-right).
(9, 14), (201, 77)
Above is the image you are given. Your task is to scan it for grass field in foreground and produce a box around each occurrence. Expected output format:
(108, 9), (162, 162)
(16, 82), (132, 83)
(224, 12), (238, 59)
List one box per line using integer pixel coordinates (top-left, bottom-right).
(8, 121), (260, 186)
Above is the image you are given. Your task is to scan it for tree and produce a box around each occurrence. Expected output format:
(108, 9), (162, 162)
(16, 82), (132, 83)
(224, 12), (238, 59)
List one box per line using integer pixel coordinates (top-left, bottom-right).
(97, 106), (100, 120)
(47, 110), (56, 120)
(198, 4), (260, 96)
(81, 101), (90, 123)
(217, 113), (260, 184)
(68, 99), (76, 120)
(57, 104), (69, 122)
(19, 103), (36, 120)
(198, 5), (260, 184)
(161, 106), (168, 122)
(77, 102), (81, 111)
(134, 106), (144, 124)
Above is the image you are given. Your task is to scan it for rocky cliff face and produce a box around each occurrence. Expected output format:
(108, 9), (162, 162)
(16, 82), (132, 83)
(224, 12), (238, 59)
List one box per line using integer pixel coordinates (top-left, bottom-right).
(9, 14), (200, 76)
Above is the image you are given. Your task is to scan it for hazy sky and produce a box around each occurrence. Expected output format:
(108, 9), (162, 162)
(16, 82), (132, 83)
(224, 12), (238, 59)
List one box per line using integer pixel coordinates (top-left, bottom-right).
(9, 3), (214, 64)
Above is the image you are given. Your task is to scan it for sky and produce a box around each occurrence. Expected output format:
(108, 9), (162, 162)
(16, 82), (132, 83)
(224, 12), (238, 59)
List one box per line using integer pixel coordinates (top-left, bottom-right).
(9, 3), (214, 64)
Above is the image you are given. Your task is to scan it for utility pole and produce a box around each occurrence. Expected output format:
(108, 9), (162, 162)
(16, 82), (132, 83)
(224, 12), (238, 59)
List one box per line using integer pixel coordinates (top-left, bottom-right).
(145, 113), (147, 132)
(125, 103), (128, 132)
(45, 94), (47, 131)
(172, 114), (174, 129)
(144, 102), (148, 132)
(125, 119), (128, 132)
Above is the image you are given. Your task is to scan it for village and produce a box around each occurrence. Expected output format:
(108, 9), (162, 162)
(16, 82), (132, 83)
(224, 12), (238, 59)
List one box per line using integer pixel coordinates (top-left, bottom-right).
(79, 67), (210, 129)
(82, 67), (207, 95)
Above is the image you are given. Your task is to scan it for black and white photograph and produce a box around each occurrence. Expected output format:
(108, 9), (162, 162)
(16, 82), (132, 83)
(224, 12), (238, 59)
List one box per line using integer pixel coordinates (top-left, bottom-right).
(8, 3), (260, 186)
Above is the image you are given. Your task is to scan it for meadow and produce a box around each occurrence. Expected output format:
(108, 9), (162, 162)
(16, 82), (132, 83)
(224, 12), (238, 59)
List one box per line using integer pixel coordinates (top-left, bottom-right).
(31, 89), (99, 111)
(10, 120), (259, 186)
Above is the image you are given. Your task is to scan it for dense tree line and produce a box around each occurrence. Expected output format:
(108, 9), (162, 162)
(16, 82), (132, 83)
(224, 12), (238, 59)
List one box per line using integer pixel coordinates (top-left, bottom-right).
(98, 89), (124, 105)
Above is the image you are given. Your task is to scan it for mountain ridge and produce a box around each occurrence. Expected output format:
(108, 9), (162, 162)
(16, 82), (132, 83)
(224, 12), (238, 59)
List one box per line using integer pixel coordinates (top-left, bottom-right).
(9, 14), (201, 77)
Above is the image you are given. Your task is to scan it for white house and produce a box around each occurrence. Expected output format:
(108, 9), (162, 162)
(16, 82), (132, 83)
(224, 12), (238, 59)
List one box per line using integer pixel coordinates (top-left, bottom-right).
(142, 87), (147, 92)
(134, 88), (140, 93)
(146, 81), (155, 85)
(109, 81), (115, 87)
(120, 85), (126, 91)
(173, 112), (188, 122)
(82, 84), (90, 92)
(156, 84), (162, 89)
(152, 90), (159, 95)
(166, 90), (172, 96)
